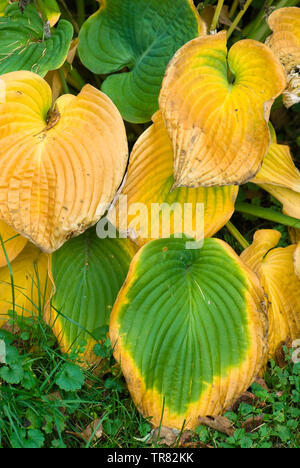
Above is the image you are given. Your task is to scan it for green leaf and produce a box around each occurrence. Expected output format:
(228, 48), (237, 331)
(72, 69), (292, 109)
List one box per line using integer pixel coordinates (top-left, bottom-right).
(0, 0), (8, 15)
(110, 236), (267, 429)
(55, 362), (84, 392)
(11, 429), (45, 449)
(48, 227), (137, 362)
(78, 0), (205, 123)
(0, 3), (73, 76)
(0, 363), (24, 384)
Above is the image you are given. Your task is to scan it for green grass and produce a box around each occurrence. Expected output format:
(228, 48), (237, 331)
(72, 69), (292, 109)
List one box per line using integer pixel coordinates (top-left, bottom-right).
(0, 310), (299, 448)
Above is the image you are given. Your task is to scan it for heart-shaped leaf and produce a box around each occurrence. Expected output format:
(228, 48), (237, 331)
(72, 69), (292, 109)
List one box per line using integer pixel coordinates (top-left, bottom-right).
(0, 3), (73, 77)
(0, 244), (50, 327)
(241, 230), (300, 359)
(47, 227), (138, 363)
(251, 126), (300, 191)
(159, 31), (286, 188)
(0, 71), (128, 253)
(110, 237), (267, 429)
(78, 0), (206, 123)
(266, 7), (300, 74)
(0, 220), (27, 268)
(266, 7), (300, 108)
(110, 111), (238, 245)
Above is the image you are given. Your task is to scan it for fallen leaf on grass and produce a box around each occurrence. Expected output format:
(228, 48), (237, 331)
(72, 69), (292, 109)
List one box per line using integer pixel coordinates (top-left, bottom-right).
(197, 416), (235, 437)
(275, 338), (292, 368)
(147, 427), (179, 446)
(242, 415), (265, 433)
(66, 419), (103, 444)
(229, 391), (265, 412)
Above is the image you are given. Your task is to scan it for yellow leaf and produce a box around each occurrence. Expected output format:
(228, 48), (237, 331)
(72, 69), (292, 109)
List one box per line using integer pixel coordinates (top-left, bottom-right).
(159, 31), (286, 188)
(266, 7), (300, 107)
(0, 244), (50, 327)
(266, 7), (300, 73)
(109, 111), (238, 244)
(0, 220), (27, 268)
(295, 243), (300, 280)
(289, 228), (300, 244)
(259, 184), (300, 219)
(251, 131), (300, 192)
(0, 71), (128, 253)
(241, 230), (300, 358)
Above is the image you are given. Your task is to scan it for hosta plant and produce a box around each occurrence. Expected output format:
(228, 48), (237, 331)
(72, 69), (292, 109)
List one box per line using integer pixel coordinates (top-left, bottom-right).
(0, 0), (300, 435)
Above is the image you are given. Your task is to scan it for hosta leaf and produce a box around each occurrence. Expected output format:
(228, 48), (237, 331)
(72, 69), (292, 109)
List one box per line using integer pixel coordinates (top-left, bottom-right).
(266, 8), (300, 108)
(78, 0), (206, 123)
(159, 31), (286, 188)
(0, 244), (50, 327)
(36, 0), (61, 27)
(0, 3), (73, 77)
(241, 230), (300, 359)
(0, 0), (7, 16)
(0, 71), (128, 253)
(266, 7), (300, 73)
(110, 111), (238, 245)
(295, 243), (300, 279)
(259, 184), (300, 219)
(289, 228), (300, 244)
(251, 129), (300, 191)
(46, 227), (137, 364)
(110, 237), (267, 429)
(0, 220), (27, 268)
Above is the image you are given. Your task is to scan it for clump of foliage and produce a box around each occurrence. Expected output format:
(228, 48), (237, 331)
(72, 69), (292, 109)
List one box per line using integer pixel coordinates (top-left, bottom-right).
(0, 0), (299, 448)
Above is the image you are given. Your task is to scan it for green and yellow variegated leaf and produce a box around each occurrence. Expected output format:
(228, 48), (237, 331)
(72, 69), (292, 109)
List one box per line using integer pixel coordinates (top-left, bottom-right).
(0, 3), (73, 77)
(0, 0), (8, 16)
(241, 230), (300, 359)
(46, 227), (138, 364)
(36, 0), (61, 26)
(0, 244), (50, 327)
(110, 237), (267, 429)
(110, 112), (238, 245)
(0, 220), (27, 268)
(78, 0), (206, 123)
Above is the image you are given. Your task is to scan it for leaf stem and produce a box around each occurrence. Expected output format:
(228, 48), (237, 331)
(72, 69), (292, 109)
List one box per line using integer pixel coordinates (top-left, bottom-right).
(243, 0), (300, 42)
(227, 0), (253, 39)
(58, 0), (80, 34)
(210, 0), (225, 31)
(76, 0), (85, 28)
(58, 68), (70, 95)
(229, 0), (239, 18)
(235, 202), (300, 229)
(226, 221), (250, 250)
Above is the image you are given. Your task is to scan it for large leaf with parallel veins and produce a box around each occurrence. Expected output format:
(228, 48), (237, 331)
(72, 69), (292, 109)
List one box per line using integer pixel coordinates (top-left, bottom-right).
(0, 244), (50, 327)
(159, 31), (286, 188)
(241, 230), (300, 359)
(0, 3), (73, 77)
(46, 227), (138, 364)
(110, 111), (238, 245)
(110, 237), (267, 429)
(0, 220), (27, 268)
(78, 0), (206, 123)
(0, 71), (128, 253)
